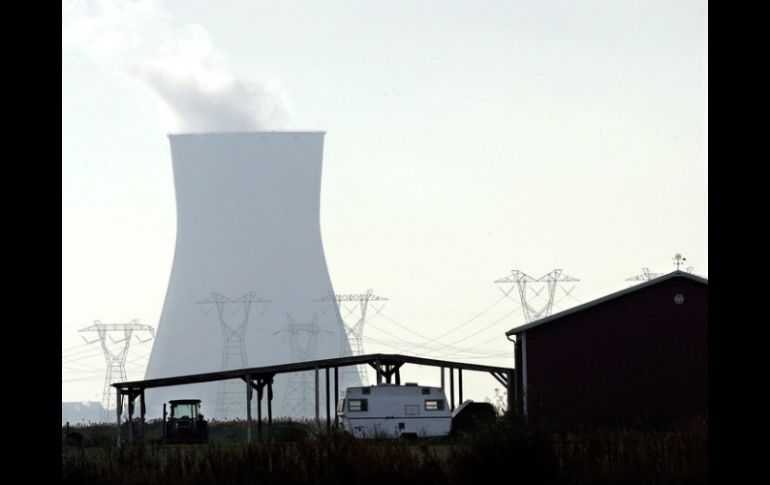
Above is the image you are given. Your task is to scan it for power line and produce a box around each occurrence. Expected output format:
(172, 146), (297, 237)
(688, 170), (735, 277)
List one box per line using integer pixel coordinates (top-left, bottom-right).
(61, 344), (107, 359)
(441, 307), (520, 348)
(377, 312), (435, 341)
(394, 295), (508, 354)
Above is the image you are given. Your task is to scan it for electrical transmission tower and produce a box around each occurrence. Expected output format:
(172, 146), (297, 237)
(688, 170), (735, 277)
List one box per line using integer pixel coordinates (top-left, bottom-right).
(628, 255), (695, 283)
(196, 291), (270, 419)
(495, 269), (579, 323)
(316, 289), (388, 386)
(275, 313), (332, 417)
(626, 267), (665, 282)
(79, 320), (155, 421)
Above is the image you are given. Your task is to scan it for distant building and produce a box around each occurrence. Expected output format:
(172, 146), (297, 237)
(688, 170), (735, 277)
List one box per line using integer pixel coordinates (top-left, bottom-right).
(506, 271), (708, 427)
(61, 401), (106, 425)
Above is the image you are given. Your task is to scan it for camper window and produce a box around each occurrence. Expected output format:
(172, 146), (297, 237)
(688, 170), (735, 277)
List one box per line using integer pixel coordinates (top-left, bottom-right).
(425, 399), (445, 411)
(348, 399), (368, 412)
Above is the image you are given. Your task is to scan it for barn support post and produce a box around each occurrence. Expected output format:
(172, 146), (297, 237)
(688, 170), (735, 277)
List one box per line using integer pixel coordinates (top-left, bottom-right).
(116, 390), (123, 447)
(508, 334), (521, 416)
(127, 393), (134, 445)
(506, 370), (515, 416)
(267, 377), (273, 430)
(512, 335), (519, 415)
(334, 367), (340, 428)
(449, 368), (455, 411)
(521, 332), (529, 420)
(325, 368), (331, 433)
(315, 367), (321, 431)
(376, 359), (382, 384)
(513, 368), (519, 415)
(140, 389), (146, 443)
(440, 367), (445, 391)
(458, 369), (463, 405)
(257, 381), (264, 441)
(246, 376), (253, 443)
(395, 365), (401, 385)
(162, 403), (167, 444)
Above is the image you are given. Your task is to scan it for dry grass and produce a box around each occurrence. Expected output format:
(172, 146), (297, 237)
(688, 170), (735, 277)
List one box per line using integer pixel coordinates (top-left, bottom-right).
(62, 415), (707, 484)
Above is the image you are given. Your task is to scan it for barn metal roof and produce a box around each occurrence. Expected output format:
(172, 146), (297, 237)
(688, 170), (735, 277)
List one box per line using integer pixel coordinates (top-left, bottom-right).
(505, 270), (708, 336)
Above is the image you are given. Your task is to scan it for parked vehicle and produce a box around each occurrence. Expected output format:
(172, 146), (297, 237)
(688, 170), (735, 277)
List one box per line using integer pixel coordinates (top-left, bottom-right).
(163, 399), (209, 444)
(450, 400), (497, 436)
(337, 383), (451, 438)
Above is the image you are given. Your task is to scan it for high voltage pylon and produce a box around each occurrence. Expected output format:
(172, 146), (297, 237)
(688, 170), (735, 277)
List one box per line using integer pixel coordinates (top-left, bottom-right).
(196, 291), (270, 419)
(316, 289), (388, 386)
(275, 313), (332, 417)
(495, 269), (579, 323)
(79, 320), (155, 421)
(627, 254), (695, 284)
(626, 267), (665, 282)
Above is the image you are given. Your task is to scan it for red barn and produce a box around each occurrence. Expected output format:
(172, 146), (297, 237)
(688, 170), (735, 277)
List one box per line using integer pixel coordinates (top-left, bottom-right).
(506, 271), (708, 427)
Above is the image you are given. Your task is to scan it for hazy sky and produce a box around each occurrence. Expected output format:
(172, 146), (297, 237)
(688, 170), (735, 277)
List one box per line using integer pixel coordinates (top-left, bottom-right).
(62, 0), (707, 404)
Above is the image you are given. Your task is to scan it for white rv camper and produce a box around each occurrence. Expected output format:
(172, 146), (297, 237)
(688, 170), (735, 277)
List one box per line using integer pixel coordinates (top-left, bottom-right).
(337, 383), (452, 438)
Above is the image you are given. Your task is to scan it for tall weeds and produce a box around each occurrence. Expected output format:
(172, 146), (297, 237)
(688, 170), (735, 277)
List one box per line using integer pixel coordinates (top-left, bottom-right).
(62, 416), (707, 484)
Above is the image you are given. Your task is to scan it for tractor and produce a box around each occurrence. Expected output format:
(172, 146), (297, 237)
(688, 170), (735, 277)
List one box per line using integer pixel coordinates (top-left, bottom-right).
(162, 399), (209, 444)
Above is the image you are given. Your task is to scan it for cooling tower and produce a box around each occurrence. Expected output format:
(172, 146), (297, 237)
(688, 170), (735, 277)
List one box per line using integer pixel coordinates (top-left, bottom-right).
(144, 132), (360, 419)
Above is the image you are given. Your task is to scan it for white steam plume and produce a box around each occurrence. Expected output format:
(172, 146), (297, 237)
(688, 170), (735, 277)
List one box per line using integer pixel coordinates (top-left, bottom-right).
(62, 0), (292, 132)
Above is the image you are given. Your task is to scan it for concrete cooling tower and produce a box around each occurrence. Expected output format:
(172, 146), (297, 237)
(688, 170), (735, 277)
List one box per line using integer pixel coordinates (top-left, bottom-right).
(144, 132), (361, 420)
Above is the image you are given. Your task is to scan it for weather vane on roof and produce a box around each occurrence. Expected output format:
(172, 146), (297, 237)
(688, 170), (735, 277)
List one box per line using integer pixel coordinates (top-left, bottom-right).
(673, 253), (687, 270)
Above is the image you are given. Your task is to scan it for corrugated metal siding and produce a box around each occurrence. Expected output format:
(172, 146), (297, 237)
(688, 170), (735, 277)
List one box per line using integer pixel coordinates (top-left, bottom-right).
(524, 277), (707, 426)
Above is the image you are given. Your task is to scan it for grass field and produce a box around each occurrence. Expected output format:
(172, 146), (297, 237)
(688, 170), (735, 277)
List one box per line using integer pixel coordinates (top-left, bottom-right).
(62, 414), (707, 484)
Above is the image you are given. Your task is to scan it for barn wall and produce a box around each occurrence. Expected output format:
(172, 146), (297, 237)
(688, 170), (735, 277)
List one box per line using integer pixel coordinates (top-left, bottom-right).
(523, 277), (707, 426)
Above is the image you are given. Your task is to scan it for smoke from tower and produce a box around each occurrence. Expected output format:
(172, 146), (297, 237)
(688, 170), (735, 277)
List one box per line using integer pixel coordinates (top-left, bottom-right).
(62, 0), (292, 132)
